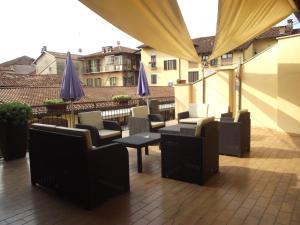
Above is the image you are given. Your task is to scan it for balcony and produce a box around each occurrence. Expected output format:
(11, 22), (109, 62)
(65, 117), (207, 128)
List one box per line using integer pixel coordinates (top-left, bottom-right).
(84, 63), (136, 74)
(221, 58), (233, 66)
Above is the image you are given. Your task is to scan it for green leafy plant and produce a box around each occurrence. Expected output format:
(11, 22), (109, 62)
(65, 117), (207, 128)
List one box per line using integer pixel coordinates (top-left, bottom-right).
(0, 102), (32, 125)
(43, 98), (64, 105)
(112, 95), (132, 102)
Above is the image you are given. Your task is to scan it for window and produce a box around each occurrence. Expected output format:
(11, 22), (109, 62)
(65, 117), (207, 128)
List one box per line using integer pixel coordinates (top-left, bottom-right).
(164, 60), (176, 70)
(86, 60), (92, 73)
(105, 55), (114, 64)
(221, 53), (233, 66)
(150, 55), (156, 68)
(221, 53), (233, 59)
(87, 78), (93, 87)
(109, 77), (117, 86)
(210, 58), (218, 66)
(202, 55), (209, 61)
(94, 78), (101, 87)
(188, 71), (199, 83)
(151, 74), (157, 84)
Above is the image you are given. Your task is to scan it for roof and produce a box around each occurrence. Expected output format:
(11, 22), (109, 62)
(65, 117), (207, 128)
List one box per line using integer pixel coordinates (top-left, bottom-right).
(33, 51), (82, 64)
(140, 26), (299, 54)
(46, 51), (82, 60)
(0, 73), (64, 87)
(81, 46), (138, 59)
(0, 56), (34, 67)
(0, 86), (174, 106)
(0, 73), (173, 106)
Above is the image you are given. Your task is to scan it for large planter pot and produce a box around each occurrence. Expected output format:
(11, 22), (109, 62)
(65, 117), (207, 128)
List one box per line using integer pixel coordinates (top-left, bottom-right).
(45, 103), (67, 115)
(0, 123), (28, 161)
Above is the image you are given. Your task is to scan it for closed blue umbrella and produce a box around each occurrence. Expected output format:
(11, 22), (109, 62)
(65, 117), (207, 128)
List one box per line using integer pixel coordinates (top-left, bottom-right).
(137, 62), (150, 97)
(60, 52), (85, 127)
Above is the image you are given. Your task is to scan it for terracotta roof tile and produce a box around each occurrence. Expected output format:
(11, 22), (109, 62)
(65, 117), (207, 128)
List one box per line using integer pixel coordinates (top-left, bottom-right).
(81, 46), (138, 58)
(0, 73), (63, 87)
(0, 86), (174, 106)
(46, 51), (82, 60)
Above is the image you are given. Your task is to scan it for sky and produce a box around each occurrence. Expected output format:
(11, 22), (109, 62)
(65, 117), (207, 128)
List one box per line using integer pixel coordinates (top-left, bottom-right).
(0, 0), (299, 63)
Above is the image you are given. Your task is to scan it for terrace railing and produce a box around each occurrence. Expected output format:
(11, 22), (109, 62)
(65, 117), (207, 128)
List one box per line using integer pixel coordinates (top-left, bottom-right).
(30, 97), (175, 130)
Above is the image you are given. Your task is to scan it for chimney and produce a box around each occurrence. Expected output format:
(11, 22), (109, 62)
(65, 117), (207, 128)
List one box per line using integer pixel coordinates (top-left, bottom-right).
(41, 46), (47, 53)
(287, 19), (293, 33)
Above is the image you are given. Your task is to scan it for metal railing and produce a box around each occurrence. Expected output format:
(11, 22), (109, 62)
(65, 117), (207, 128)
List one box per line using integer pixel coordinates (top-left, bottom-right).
(30, 97), (175, 130)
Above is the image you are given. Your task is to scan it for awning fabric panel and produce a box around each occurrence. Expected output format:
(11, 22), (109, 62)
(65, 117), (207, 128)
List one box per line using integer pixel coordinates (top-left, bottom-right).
(80, 0), (200, 63)
(210, 0), (297, 60)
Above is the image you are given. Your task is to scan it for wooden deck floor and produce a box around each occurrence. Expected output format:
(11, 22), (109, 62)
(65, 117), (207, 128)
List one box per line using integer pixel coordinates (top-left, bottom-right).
(0, 126), (300, 225)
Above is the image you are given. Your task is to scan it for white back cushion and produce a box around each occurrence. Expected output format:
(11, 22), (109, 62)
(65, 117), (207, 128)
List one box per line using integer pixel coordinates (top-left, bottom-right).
(194, 116), (215, 137)
(78, 111), (103, 130)
(131, 106), (148, 118)
(189, 103), (208, 118)
(208, 104), (229, 118)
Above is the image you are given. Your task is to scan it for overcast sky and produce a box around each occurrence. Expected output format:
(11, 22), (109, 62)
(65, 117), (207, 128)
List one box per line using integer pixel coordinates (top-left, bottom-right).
(0, 0), (298, 63)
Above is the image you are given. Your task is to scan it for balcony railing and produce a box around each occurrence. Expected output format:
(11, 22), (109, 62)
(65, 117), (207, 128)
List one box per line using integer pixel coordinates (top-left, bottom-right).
(221, 58), (233, 66)
(30, 97), (175, 130)
(84, 63), (138, 74)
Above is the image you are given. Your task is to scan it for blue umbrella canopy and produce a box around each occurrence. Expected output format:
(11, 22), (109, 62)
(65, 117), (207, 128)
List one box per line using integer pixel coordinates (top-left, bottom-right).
(60, 52), (85, 101)
(137, 62), (150, 97)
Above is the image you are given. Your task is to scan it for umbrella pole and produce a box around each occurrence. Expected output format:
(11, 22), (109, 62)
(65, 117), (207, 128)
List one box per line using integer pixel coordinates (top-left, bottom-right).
(70, 101), (75, 128)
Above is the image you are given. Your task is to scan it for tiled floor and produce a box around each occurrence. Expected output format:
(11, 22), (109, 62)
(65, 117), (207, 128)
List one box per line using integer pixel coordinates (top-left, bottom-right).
(0, 124), (300, 225)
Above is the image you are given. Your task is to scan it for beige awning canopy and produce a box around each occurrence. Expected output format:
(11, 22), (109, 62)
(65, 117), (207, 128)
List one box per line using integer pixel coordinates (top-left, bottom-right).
(80, 0), (200, 63)
(80, 0), (299, 63)
(210, 0), (298, 60)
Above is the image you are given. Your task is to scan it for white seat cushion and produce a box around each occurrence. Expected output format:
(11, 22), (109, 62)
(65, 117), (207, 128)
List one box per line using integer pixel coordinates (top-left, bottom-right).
(179, 117), (203, 124)
(99, 129), (121, 139)
(150, 121), (164, 128)
(131, 106), (149, 118)
(78, 111), (103, 130)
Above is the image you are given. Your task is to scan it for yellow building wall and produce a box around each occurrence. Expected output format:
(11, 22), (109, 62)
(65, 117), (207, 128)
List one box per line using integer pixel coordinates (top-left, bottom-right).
(277, 35), (300, 134)
(253, 39), (277, 55)
(174, 84), (192, 116)
(141, 48), (180, 86)
(243, 43), (254, 61)
(241, 44), (278, 129)
(81, 72), (124, 87)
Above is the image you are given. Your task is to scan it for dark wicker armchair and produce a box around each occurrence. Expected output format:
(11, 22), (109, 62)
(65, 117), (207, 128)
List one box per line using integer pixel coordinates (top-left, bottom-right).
(28, 124), (129, 209)
(77, 111), (122, 146)
(160, 118), (219, 185)
(219, 109), (251, 157)
(129, 106), (165, 135)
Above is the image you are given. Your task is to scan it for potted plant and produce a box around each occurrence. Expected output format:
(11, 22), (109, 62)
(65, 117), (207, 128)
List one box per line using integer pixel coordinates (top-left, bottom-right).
(44, 98), (67, 114)
(0, 102), (32, 160)
(112, 95), (132, 104)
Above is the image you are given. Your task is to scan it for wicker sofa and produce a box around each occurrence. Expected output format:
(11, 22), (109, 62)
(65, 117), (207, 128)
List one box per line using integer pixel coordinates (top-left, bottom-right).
(160, 117), (219, 185)
(28, 123), (130, 209)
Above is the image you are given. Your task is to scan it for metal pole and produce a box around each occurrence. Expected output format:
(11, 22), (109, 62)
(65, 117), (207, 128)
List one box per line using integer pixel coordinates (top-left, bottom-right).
(202, 62), (206, 103)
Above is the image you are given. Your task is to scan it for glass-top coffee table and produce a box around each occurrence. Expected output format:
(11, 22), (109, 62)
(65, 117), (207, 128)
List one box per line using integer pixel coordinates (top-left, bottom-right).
(114, 132), (161, 173)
